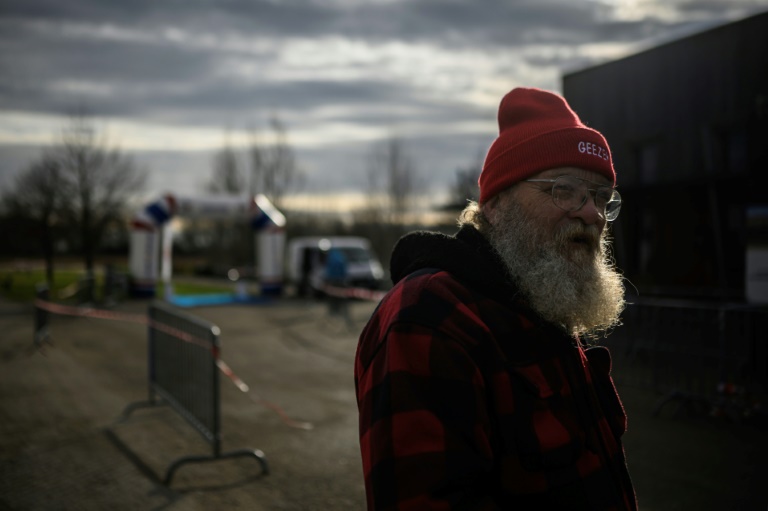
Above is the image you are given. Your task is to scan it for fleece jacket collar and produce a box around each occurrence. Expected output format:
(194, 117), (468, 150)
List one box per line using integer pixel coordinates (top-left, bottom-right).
(389, 224), (519, 304)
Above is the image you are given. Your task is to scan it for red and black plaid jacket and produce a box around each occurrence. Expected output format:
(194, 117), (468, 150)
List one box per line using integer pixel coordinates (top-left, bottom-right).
(355, 226), (637, 510)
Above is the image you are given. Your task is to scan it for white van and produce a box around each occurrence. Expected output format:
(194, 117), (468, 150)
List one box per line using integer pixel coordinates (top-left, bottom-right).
(286, 236), (385, 296)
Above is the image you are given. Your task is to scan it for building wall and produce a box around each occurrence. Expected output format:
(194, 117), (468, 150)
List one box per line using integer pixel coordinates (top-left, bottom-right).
(563, 11), (768, 300)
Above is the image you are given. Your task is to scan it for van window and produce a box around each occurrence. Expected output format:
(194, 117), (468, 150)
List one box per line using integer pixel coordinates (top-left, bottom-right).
(337, 247), (370, 264)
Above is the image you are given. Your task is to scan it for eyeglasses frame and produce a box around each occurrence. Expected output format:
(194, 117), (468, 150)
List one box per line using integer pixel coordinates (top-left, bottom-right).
(524, 176), (622, 221)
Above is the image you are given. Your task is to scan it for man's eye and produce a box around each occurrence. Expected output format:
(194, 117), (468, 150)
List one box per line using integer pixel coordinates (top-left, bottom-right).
(596, 189), (613, 204)
(553, 184), (576, 198)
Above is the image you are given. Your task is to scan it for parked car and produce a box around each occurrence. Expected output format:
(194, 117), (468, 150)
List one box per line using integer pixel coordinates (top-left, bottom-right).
(286, 236), (385, 297)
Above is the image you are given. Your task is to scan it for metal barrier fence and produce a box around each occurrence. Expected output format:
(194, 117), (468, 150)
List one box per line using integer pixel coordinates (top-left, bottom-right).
(121, 301), (268, 484)
(606, 298), (768, 419)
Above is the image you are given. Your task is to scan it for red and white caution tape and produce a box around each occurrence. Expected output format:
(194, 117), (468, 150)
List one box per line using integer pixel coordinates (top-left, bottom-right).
(35, 299), (212, 350)
(216, 359), (314, 431)
(34, 298), (313, 430)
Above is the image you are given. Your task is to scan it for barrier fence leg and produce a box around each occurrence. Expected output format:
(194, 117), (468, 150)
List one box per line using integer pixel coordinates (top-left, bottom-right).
(34, 283), (52, 351)
(163, 449), (269, 485)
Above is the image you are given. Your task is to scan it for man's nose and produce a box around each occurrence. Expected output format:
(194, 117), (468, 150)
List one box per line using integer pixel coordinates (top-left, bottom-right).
(568, 192), (604, 226)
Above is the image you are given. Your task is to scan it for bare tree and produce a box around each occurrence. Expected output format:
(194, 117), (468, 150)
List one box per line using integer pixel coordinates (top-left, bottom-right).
(247, 128), (263, 198)
(366, 136), (420, 223)
(207, 138), (244, 194)
(248, 115), (302, 207)
(203, 135), (249, 270)
(57, 114), (147, 277)
(4, 153), (65, 287)
(447, 150), (484, 209)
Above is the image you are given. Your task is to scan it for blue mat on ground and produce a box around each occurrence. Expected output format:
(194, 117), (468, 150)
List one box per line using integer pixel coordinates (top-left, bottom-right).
(168, 293), (272, 307)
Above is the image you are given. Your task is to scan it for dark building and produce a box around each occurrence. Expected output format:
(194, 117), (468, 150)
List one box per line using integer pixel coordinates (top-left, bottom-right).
(563, 11), (768, 301)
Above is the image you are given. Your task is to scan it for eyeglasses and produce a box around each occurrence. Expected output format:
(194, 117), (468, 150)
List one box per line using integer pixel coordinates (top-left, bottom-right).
(524, 175), (622, 221)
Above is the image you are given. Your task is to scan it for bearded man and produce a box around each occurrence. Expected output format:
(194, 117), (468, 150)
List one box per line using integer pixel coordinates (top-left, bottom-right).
(354, 87), (637, 510)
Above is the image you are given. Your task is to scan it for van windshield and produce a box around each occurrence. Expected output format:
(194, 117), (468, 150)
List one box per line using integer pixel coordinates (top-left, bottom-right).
(337, 247), (370, 264)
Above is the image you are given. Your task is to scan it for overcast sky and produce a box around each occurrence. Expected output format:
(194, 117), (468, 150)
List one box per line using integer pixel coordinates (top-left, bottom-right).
(1, 0), (767, 209)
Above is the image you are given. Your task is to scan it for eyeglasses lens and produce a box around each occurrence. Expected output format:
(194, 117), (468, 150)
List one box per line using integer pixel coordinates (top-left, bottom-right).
(552, 176), (621, 221)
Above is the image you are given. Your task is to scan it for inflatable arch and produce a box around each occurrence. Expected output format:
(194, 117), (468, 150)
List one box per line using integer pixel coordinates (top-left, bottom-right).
(129, 193), (286, 297)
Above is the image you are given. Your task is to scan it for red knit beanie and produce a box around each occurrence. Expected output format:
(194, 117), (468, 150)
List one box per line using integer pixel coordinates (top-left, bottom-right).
(478, 87), (615, 204)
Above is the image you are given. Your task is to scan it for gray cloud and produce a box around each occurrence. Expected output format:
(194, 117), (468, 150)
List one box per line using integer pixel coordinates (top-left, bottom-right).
(1, 0), (767, 201)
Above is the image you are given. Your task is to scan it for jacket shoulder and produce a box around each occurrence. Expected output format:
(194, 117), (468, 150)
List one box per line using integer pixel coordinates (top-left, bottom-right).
(357, 268), (501, 372)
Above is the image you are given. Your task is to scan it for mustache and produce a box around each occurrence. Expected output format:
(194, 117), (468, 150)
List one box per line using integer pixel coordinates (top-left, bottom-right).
(556, 223), (601, 248)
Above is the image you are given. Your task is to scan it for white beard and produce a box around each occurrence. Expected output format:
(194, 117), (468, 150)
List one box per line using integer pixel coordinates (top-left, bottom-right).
(485, 200), (625, 338)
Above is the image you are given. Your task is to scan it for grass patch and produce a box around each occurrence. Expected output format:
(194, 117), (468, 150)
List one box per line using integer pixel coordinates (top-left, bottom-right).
(0, 267), (237, 303)
(0, 269), (96, 302)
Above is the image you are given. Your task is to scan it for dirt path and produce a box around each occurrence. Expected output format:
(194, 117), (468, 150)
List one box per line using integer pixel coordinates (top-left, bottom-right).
(1, 296), (766, 510)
